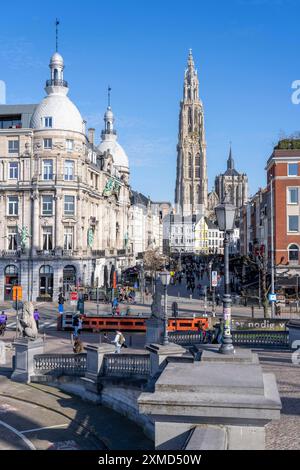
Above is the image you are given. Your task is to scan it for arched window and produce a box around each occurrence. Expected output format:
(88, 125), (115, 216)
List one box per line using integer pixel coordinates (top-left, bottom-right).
(5, 265), (18, 275)
(197, 185), (201, 204)
(54, 69), (58, 80)
(40, 265), (53, 275)
(188, 154), (192, 178)
(289, 244), (299, 261)
(195, 153), (200, 178)
(188, 108), (192, 132)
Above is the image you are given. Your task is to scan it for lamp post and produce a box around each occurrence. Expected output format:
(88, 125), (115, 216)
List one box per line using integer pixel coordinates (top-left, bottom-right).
(215, 196), (236, 354)
(159, 271), (171, 345)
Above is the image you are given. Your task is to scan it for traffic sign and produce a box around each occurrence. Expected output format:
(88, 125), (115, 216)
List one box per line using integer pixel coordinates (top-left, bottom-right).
(70, 291), (78, 301)
(268, 293), (277, 302)
(211, 271), (218, 287)
(12, 286), (22, 301)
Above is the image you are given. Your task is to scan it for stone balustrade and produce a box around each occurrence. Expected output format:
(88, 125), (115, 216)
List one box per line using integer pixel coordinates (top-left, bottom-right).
(34, 353), (87, 376)
(103, 353), (150, 377)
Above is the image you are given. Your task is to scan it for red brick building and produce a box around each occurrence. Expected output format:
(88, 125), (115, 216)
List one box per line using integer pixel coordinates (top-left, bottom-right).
(266, 143), (300, 275)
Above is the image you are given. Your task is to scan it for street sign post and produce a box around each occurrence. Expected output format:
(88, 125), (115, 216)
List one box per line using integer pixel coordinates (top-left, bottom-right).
(211, 271), (218, 287)
(70, 291), (78, 307)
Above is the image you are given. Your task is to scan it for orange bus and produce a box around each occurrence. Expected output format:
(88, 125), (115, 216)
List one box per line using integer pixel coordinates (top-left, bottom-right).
(57, 313), (209, 333)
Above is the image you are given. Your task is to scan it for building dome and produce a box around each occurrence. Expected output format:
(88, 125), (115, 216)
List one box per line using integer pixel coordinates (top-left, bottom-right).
(30, 51), (85, 134)
(98, 105), (129, 170)
(98, 137), (129, 169)
(50, 52), (64, 66)
(30, 94), (84, 134)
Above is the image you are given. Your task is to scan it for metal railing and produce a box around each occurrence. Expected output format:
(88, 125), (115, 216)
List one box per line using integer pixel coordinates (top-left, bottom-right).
(34, 353), (87, 376)
(2, 250), (21, 257)
(103, 353), (150, 377)
(169, 331), (205, 345)
(46, 79), (68, 87)
(232, 330), (289, 347)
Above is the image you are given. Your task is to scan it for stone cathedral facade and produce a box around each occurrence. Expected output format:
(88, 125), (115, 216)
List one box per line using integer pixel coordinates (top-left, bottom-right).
(174, 50), (208, 217)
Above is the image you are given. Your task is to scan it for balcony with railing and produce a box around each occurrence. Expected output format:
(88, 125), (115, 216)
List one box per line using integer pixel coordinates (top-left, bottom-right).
(2, 250), (21, 258)
(46, 79), (68, 88)
(36, 250), (56, 257)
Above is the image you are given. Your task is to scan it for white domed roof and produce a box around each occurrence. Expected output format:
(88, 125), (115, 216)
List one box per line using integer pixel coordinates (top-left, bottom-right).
(98, 137), (129, 169)
(30, 93), (84, 134)
(50, 52), (64, 65)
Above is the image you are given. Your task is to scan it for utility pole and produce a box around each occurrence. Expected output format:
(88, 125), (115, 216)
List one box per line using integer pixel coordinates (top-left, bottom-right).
(270, 175), (275, 318)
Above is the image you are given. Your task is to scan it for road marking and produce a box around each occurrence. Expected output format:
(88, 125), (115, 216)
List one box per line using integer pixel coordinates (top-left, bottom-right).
(0, 419), (36, 450)
(0, 404), (18, 413)
(6, 322), (16, 328)
(21, 423), (68, 434)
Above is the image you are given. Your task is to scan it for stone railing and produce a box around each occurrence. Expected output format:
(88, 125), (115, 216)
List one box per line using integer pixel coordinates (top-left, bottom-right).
(34, 353), (87, 376)
(169, 331), (205, 345)
(232, 330), (289, 347)
(103, 353), (150, 377)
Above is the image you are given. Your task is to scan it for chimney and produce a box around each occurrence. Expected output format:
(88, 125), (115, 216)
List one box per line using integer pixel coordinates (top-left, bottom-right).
(88, 128), (95, 145)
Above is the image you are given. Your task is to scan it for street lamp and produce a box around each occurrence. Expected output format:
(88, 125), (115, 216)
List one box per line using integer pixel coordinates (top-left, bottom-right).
(215, 197), (236, 354)
(159, 270), (171, 345)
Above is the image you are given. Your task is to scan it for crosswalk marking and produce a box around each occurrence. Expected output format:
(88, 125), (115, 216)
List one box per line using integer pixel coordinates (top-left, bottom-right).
(6, 320), (57, 330)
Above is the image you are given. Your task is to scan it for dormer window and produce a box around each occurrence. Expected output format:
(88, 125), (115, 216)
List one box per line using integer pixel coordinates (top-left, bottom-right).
(43, 117), (53, 128)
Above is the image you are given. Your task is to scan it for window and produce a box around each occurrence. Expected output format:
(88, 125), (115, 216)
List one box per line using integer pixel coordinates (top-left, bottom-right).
(288, 163), (298, 176)
(7, 227), (18, 250)
(43, 138), (52, 149)
(42, 196), (53, 216)
(64, 227), (74, 250)
(288, 215), (299, 232)
(42, 227), (53, 250)
(7, 196), (18, 216)
(8, 162), (18, 179)
(66, 139), (74, 151)
(8, 140), (19, 153)
(43, 117), (53, 128)
(289, 244), (299, 262)
(64, 160), (74, 181)
(288, 188), (299, 204)
(43, 160), (53, 180)
(64, 195), (75, 215)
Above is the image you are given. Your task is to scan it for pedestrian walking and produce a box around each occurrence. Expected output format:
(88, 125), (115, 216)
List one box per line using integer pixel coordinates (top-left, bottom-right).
(58, 292), (65, 314)
(111, 330), (125, 354)
(73, 313), (82, 338)
(33, 308), (40, 330)
(0, 311), (7, 336)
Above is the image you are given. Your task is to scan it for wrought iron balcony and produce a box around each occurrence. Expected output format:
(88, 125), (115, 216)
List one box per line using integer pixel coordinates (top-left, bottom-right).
(46, 79), (68, 87)
(2, 250), (21, 258)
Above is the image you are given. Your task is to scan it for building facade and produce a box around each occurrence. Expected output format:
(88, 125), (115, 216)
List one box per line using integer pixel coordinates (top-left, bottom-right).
(214, 146), (248, 210)
(266, 142), (300, 275)
(174, 50), (207, 216)
(0, 51), (131, 301)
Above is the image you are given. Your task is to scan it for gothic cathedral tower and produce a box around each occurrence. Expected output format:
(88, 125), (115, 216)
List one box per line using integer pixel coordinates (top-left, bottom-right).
(175, 50), (208, 216)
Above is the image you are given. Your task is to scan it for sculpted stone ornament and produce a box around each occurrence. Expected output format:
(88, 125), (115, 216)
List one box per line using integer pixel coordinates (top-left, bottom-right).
(18, 302), (38, 340)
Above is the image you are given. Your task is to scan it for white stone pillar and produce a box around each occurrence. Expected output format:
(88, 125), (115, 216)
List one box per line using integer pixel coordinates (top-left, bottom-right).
(32, 190), (39, 254)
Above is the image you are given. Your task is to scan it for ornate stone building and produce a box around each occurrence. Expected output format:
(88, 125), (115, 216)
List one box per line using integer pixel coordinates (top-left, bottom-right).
(0, 51), (131, 302)
(174, 50), (207, 216)
(214, 146), (248, 210)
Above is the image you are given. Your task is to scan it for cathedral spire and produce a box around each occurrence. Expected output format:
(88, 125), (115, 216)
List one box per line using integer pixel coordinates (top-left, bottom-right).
(187, 48), (195, 69)
(227, 144), (234, 170)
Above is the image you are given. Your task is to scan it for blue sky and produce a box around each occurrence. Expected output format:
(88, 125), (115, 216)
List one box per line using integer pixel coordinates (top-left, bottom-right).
(1, 0), (300, 202)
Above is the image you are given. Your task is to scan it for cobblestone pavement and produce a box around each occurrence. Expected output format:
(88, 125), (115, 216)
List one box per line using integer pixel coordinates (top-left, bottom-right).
(259, 349), (300, 450)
